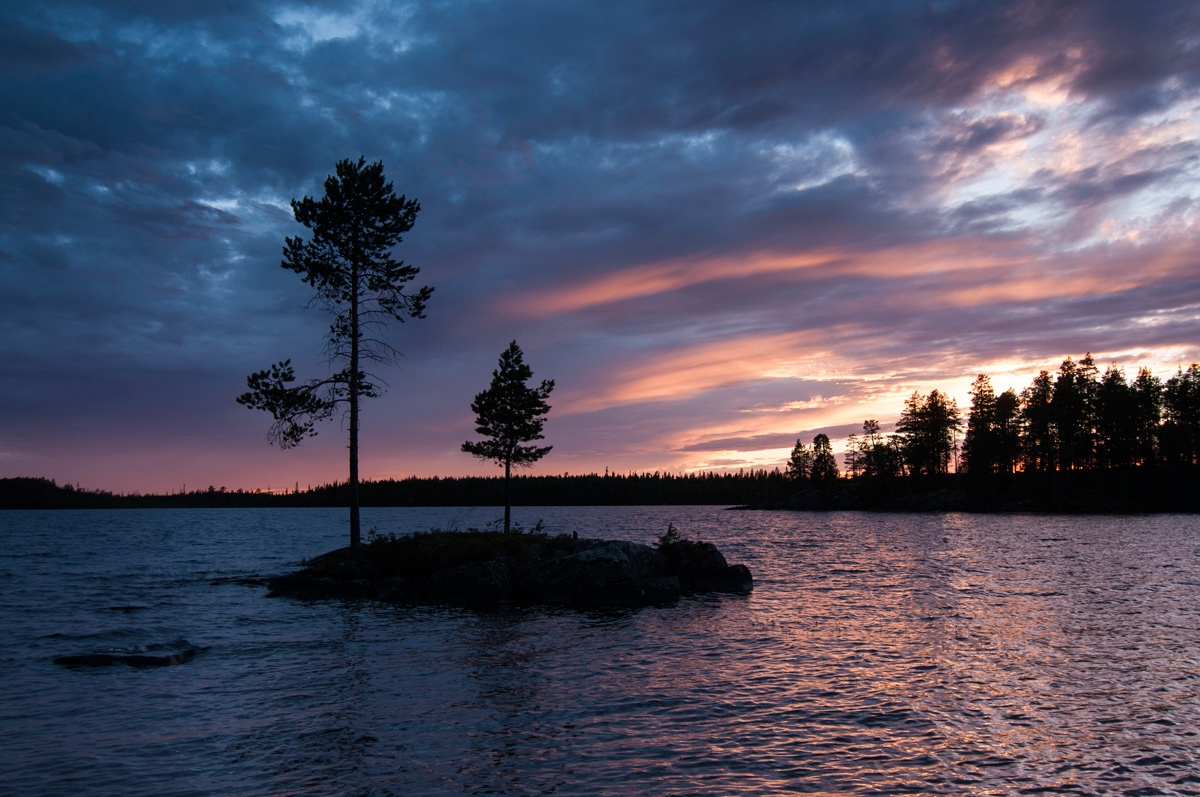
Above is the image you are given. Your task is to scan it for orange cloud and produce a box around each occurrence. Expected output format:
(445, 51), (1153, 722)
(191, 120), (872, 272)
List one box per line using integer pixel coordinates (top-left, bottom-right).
(846, 239), (1031, 278)
(944, 239), (1200, 308)
(513, 238), (1042, 320)
(559, 330), (833, 413)
(513, 249), (843, 317)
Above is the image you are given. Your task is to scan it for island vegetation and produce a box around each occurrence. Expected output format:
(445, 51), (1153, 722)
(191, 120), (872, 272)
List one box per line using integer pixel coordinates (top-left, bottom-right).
(265, 522), (753, 607)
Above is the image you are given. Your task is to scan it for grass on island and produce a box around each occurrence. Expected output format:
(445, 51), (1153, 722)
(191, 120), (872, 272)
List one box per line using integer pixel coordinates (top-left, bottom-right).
(303, 521), (705, 584)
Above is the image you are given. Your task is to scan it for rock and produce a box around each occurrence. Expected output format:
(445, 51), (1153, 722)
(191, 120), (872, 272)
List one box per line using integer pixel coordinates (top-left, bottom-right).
(376, 576), (415, 603)
(516, 541), (680, 605)
(332, 559), (362, 578)
(267, 572), (370, 601)
(660, 540), (755, 595)
(424, 559), (513, 605)
(688, 563), (754, 595)
(265, 535), (753, 608)
(55, 641), (207, 668)
(210, 576), (269, 587)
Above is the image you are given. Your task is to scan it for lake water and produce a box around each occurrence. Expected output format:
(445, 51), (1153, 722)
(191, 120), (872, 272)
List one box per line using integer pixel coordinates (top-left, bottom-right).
(2, 506), (1199, 796)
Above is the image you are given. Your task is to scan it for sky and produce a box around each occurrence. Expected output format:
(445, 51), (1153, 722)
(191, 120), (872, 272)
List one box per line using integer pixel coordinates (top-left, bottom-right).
(3, 0), (1200, 494)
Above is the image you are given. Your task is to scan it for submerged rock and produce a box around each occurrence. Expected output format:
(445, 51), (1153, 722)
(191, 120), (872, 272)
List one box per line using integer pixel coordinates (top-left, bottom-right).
(55, 640), (207, 669)
(267, 535), (753, 608)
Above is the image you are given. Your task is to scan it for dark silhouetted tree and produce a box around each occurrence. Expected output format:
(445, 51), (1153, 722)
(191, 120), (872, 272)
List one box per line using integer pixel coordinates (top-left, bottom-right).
(1131, 367), (1163, 466)
(786, 438), (812, 482)
(462, 341), (555, 532)
(896, 390), (961, 477)
(1020, 371), (1055, 472)
(1050, 355), (1099, 470)
(238, 157), (432, 551)
(1162, 363), (1200, 465)
(1095, 365), (1136, 469)
(844, 432), (861, 477)
(963, 374), (998, 476)
(994, 388), (1021, 474)
(964, 376), (1022, 478)
(810, 433), (839, 483)
(853, 419), (902, 480)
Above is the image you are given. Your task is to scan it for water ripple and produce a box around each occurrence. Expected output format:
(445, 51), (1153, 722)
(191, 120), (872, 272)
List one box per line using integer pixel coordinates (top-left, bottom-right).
(2, 508), (1200, 795)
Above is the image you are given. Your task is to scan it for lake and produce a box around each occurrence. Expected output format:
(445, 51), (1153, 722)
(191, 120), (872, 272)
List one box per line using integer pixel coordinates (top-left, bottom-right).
(1, 506), (1198, 795)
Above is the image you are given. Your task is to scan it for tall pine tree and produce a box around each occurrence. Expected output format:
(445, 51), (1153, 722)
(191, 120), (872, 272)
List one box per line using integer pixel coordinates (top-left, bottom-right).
(238, 158), (432, 551)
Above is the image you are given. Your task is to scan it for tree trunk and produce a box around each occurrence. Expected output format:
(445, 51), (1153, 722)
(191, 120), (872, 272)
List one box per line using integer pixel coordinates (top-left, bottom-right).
(349, 254), (361, 553)
(349, 395), (360, 551)
(503, 457), (511, 533)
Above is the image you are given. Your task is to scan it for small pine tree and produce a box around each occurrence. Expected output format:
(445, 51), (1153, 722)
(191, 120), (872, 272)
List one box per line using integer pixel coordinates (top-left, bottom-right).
(462, 341), (555, 532)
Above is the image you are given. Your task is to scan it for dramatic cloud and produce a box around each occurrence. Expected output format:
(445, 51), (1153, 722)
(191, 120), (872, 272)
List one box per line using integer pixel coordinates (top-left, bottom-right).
(3, 0), (1199, 491)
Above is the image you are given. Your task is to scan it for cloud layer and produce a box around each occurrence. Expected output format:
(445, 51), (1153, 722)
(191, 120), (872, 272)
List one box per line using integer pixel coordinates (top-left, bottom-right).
(3, 0), (1199, 491)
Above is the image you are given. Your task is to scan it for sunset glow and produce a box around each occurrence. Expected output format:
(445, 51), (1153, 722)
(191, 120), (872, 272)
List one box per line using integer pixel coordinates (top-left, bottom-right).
(3, 1), (1199, 493)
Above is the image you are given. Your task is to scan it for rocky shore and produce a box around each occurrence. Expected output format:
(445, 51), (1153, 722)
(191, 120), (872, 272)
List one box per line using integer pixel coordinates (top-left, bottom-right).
(267, 530), (753, 608)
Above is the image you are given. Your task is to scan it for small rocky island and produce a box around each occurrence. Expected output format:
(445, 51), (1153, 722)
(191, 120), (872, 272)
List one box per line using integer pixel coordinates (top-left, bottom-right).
(268, 525), (753, 608)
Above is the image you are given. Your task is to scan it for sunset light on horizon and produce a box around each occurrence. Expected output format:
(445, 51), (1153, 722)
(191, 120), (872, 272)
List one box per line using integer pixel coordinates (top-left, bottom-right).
(3, 1), (1199, 494)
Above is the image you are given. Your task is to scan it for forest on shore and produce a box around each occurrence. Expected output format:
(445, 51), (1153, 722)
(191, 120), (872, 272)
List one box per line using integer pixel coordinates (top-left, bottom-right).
(5, 354), (1197, 514)
(780, 355), (1200, 513)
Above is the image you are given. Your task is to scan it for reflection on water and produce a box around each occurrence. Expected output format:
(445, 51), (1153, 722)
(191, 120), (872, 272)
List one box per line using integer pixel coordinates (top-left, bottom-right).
(1, 507), (1199, 795)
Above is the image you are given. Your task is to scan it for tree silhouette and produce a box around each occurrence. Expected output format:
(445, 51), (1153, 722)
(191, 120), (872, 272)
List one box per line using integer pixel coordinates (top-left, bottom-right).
(810, 433), (839, 483)
(462, 341), (555, 532)
(849, 419), (902, 480)
(963, 375), (998, 476)
(237, 158), (432, 551)
(844, 432), (861, 477)
(966, 376), (1022, 478)
(1163, 363), (1200, 465)
(786, 438), (812, 481)
(993, 388), (1021, 474)
(1050, 355), (1099, 470)
(1020, 371), (1055, 473)
(1130, 367), (1163, 466)
(895, 390), (961, 477)
(787, 351), (1197, 509)
(1096, 365), (1135, 469)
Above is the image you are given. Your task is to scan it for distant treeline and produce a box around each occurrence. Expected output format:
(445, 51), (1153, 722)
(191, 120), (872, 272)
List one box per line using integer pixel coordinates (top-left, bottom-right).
(0, 471), (791, 511)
